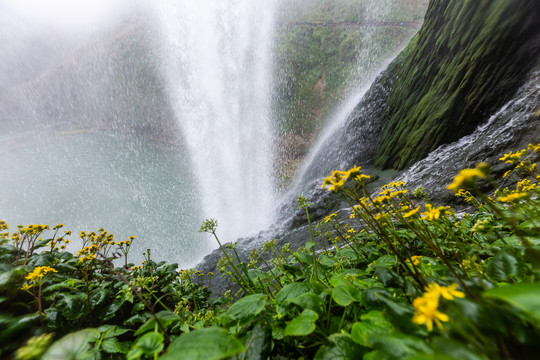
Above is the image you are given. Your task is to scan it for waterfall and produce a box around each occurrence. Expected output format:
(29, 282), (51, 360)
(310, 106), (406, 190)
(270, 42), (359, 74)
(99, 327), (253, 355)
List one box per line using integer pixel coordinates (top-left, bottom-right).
(154, 1), (277, 241)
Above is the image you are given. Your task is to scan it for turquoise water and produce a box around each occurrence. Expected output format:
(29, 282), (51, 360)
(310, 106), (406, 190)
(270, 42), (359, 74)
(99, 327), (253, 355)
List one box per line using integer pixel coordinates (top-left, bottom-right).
(0, 123), (212, 268)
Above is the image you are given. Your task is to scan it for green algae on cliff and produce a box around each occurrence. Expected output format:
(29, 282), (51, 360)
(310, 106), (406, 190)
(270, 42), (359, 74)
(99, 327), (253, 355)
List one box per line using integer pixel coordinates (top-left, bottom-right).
(374, 0), (540, 170)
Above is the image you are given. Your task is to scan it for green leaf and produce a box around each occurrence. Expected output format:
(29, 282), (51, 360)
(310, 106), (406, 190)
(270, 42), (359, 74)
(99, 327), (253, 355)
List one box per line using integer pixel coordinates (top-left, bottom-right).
(281, 264), (303, 277)
(351, 311), (395, 347)
(283, 309), (318, 337)
(247, 269), (270, 283)
(374, 267), (400, 287)
(314, 334), (366, 360)
(101, 338), (125, 354)
(222, 294), (266, 326)
(0, 267), (25, 287)
(275, 281), (323, 314)
(336, 248), (363, 264)
(124, 313), (150, 327)
(160, 327), (244, 360)
(370, 333), (432, 359)
(369, 255), (397, 269)
(57, 293), (88, 321)
(295, 251), (313, 266)
(484, 282), (540, 322)
(329, 269), (363, 287)
(42, 328), (100, 360)
(305, 241), (316, 251)
(487, 251), (518, 282)
(429, 337), (484, 360)
(332, 284), (362, 307)
(103, 297), (126, 321)
(90, 288), (111, 307)
(134, 311), (180, 336)
(319, 254), (338, 267)
(128, 332), (164, 360)
(286, 292), (324, 314)
(241, 323), (271, 360)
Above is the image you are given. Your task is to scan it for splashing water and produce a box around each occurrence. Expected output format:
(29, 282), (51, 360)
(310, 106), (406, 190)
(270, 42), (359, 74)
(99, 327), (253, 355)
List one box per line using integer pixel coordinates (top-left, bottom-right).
(154, 1), (277, 241)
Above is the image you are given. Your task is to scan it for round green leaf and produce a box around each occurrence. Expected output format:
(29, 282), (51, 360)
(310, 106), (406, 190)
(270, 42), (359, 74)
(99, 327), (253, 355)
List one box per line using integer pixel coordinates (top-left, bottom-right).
(287, 292), (324, 314)
(222, 294), (266, 325)
(351, 311), (394, 347)
(283, 309), (319, 337)
(42, 328), (100, 360)
(160, 327), (244, 360)
(487, 251), (518, 282)
(128, 332), (164, 360)
(332, 284), (362, 307)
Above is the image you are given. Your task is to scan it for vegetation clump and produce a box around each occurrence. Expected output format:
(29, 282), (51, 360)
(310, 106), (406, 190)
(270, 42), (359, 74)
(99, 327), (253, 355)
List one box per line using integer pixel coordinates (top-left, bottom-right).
(1, 143), (539, 359)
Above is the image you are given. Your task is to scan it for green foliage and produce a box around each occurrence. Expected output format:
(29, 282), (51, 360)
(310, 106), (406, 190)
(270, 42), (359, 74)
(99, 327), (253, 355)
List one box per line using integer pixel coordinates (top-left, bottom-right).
(1, 144), (539, 358)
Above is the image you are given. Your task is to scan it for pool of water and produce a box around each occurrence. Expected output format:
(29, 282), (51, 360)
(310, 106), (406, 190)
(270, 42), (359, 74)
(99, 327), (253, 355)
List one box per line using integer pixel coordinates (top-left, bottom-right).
(0, 122), (212, 268)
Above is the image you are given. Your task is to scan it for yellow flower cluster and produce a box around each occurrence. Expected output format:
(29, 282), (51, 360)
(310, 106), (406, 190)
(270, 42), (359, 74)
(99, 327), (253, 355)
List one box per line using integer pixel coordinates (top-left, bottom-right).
(447, 163), (489, 193)
(403, 206), (420, 218)
(412, 283), (464, 331)
(19, 224), (50, 235)
(0, 219), (8, 231)
(497, 192), (529, 203)
(516, 179), (537, 192)
(410, 255), (422, 266)
(322, 166), (370, 192)
(528, 143), (540, 153)
(499, 144), (539, 177)
(324, 213), (337, 223)
(77, 244), (99, 262)
(77, 228), (117, 263)
(499, 149), (527, 164)
(420, 204), (450, 221)
(25, 266), (58, 282)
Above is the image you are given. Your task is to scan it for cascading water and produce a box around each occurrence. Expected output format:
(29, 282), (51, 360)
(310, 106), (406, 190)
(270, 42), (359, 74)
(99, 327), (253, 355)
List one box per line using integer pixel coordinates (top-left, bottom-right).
(398, 66), (540, 198)
(154, 1), (277, 242)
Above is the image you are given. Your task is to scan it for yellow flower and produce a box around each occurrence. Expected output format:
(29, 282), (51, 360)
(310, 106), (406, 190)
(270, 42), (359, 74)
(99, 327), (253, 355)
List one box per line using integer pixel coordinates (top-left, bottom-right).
(425, 283), (465, 300)
(412, 295), (449, 331)
(345, 165), (362, 178)
(447, 166), (487, 192)
(324, 213), (337, 223)
(25, 266), (57, 281)
(410, 255), (422, 266)
(322, 166), (369, 191)
(403, 206), (420, 218)
(389, 190), (407, 198)
(527, 143), (540, 152)
(373, 195), (391, 204)
(21, 283), (33, 291)
(327, 178), (346, 192)
(497, 192), (528, 203)
(499, 149), (526, 163)
(412, 283), (464, 331)
(420, 204), (446, 221)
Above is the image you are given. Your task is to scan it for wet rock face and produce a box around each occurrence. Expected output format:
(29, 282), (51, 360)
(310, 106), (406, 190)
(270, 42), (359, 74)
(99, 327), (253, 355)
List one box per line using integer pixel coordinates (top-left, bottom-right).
(374, 0), (540, 170)
(299, 0), (540, 184)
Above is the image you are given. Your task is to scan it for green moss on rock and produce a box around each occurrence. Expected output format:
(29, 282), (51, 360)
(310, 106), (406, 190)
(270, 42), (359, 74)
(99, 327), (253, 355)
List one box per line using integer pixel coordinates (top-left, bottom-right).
(374, 0), (540, 170)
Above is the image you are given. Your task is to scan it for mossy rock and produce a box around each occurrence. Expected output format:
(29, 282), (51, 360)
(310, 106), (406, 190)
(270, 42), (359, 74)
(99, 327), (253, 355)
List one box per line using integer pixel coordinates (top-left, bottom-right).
(373, 0), (540, 169)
